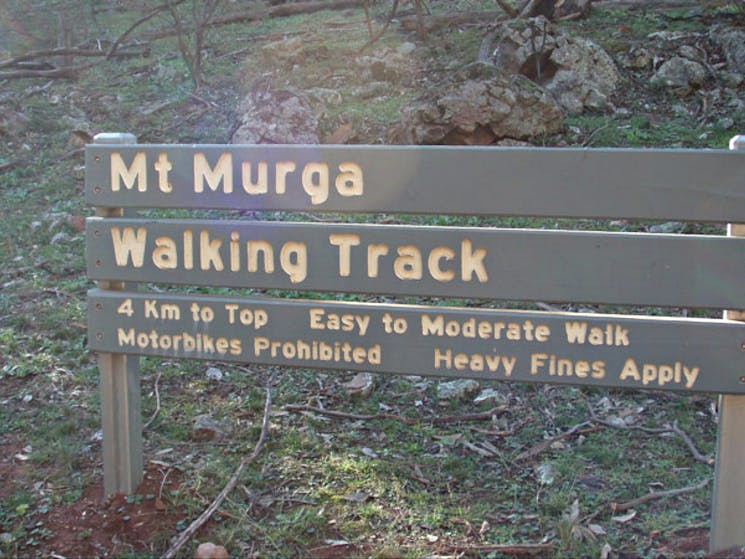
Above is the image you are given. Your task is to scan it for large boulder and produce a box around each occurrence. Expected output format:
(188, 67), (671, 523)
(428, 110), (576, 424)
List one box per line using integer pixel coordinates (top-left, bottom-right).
(391, 74), (563, 145)
(232, 77), (319, 144)
(487, 16), (620, 113)
(651, 56), (707, 96)
(710, 26), (745, 74)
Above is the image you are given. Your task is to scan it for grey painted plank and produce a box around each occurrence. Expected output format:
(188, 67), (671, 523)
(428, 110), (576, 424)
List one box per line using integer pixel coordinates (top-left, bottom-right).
(88, 290), (745, 394)
(86, 218), (745, 309)
(85, 144), (745, 222)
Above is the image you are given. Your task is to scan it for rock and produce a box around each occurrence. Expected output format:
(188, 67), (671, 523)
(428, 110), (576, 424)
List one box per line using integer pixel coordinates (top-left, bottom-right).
(619, 45), (653, 70)
(436, 379), (480, 400)
(474, 388), (507, 405)
(206, 367), (223, 382)
(487, 16), (620, 113)
(547, 36), (621, 112)
(392, 75), (563, 145)
(194, 542), (230, 559)
(648, 221), (685, 234)
(397, 42), (417, 56)
(193, 415), (229, 441)
(50, 231), (71, 245)
(651, 57), (707, 95)
(232, 78), (319, 144)
(355, 55), (400, 83)
(710, 26), (745, 74)
(342, 372), (375, 399)
(722, 72), (743, 88)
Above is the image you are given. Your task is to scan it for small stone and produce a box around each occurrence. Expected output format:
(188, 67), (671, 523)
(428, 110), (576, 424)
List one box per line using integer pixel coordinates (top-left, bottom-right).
(651, 57), (707, 95)
(342, 372), (375, 399)
(723, 72), (743, 88)
(397, 42), (417, 56)
(473, 388), (507, 405)
(193, 415), (228, 441)
(437, 379), (480, 400)
(648, 221), (685, 234)
(194, 542), (229, 559)
(50, 231), (71, 245)
(718, 117), (735, 130)
(206, 367), (223, 382)
(0, 532), (14, 544)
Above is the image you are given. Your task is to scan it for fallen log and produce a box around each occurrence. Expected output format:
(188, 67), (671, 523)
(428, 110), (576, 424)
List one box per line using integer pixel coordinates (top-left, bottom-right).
(142, 0), (368, 41)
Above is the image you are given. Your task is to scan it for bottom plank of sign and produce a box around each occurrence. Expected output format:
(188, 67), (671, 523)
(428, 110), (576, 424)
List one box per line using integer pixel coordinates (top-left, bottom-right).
(87, 290), (745, 394)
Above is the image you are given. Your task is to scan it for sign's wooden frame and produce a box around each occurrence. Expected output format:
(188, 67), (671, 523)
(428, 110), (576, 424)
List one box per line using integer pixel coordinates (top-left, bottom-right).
(85, 133), (745, 552)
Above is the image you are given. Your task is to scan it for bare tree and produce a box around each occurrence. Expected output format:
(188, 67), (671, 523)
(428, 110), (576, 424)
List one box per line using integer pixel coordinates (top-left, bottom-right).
(165, 0), (222, 91)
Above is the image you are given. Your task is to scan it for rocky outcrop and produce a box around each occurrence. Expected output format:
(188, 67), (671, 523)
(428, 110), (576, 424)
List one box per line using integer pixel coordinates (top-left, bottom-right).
(487, 16), (620, 113)
(391, 74), (563, 145)
(232, 77), (319, 144)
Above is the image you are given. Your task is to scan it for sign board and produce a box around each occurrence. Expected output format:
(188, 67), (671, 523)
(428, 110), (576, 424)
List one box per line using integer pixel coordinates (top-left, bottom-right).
(85, 136), (745, 552)
(85, 144), (745, 222)
(86, 218), (745, 309)
(88, 290), (745, 394)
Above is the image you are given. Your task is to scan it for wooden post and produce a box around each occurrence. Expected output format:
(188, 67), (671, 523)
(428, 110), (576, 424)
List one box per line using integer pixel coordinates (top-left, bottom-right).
(710, 134), (745, 553)
(93, 132), (143, 496)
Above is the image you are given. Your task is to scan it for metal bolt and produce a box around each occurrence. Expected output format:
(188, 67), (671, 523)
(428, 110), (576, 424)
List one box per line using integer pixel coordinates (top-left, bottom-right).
(741, 342), (745, 350)
(94, 155), (101, 162)
(93, 229), (100, 237)
(95, 260), (102, 267)
(96, 333), (103, 341)
(95, 303), (103, 311)
(93, 186), (102, 194)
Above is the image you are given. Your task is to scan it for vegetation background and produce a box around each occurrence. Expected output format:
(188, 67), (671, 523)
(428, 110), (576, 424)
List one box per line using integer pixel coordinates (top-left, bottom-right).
(1, 0), (744, 557)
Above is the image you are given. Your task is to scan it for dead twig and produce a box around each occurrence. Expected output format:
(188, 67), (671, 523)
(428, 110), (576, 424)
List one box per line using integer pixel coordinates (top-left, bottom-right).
(285, 403), (508, 425)
(670, 420), (715, 465)
(160, 374), (275, 559)
(0, 159), (25, 173)
(358, 0), (400, 52)
(585, 399), (714, 465)
(143, 372), (162, 430)
(610, 477), (711, 513)
(447, 542), (555, 556)
(514, 421), (595, 462)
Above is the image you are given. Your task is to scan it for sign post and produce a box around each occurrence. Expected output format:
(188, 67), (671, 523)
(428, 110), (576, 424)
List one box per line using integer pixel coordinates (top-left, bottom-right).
(710, 135), (745, 552)
(92, 133), (143, 495)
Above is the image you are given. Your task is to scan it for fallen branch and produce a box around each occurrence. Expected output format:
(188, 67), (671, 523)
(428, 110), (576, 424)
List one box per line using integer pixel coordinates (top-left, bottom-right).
(670, 420), (714, 465)
(160, 374), (275, 559)
(399, 10), (503, 33)
(585, 399), (714, 465)
(514, 421), (595, 462)
(611, 477), (711, 513)
(447, 542), (555, 556)
(0, 63), (95, 80)
(285, 403), (508, 425)
(0, 159), (25, 173)
(143, 372), (162, 430)
(143, 0), (367, 41)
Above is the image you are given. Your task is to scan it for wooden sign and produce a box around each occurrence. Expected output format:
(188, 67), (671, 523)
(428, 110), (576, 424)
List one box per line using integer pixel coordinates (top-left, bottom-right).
(86, 218), (745, 309)
(88, 290), (745, 394)
(84, 135), (745, 552)
(85, 144), (745, 222)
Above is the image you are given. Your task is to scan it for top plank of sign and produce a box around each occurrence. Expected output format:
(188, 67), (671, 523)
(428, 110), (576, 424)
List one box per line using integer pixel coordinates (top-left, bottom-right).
(85, 144), (745, 223)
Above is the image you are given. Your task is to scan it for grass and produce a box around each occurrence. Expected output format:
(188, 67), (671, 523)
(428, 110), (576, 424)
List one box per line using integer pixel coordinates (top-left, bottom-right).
(0, 1), (739, 556)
